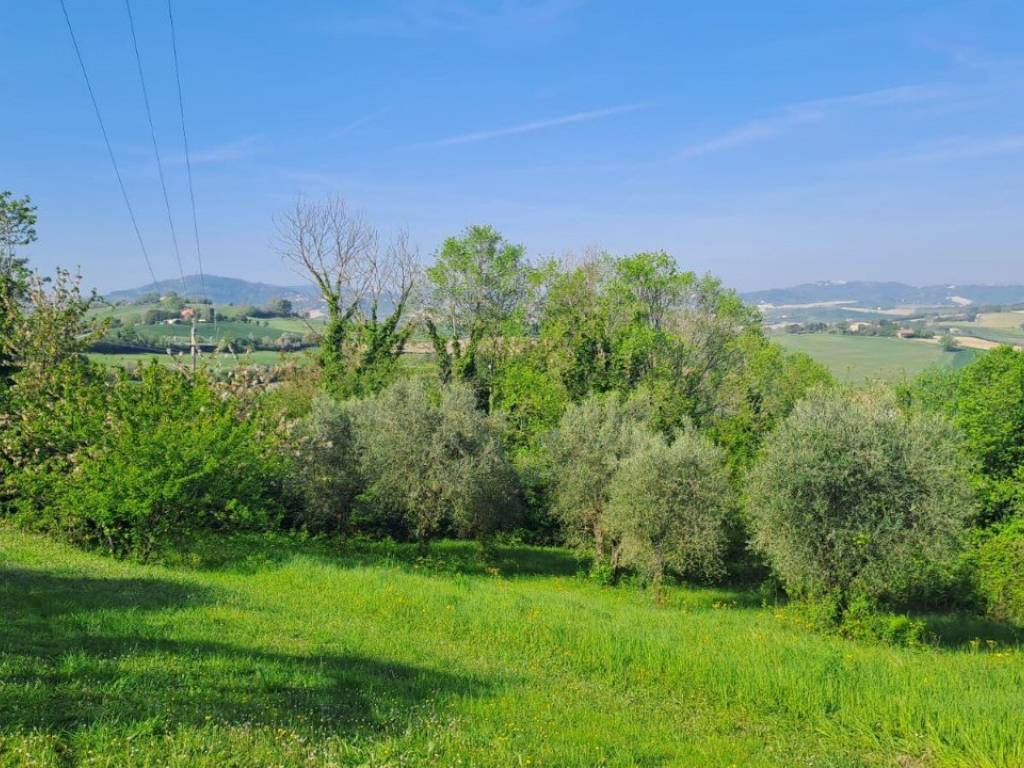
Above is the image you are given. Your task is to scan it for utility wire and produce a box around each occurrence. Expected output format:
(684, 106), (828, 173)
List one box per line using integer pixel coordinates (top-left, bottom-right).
(59, 0), (159, 286)
(167, 0), (217, 340)
(124, 0), (187, 295)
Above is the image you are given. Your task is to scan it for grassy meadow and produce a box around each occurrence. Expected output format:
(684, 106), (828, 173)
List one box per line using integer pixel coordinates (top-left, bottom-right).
(2, 529), (1022, 768)
(772, 333), (979, 382)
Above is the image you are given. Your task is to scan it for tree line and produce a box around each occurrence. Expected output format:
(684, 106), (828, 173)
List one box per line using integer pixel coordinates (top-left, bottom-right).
(2, 192), (1022, 642)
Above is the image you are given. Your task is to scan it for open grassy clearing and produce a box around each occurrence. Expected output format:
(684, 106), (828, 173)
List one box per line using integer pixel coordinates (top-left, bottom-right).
(87, 350), (313, 369)
(1, 530), (1022, 768)
(772, 333), (979, 382)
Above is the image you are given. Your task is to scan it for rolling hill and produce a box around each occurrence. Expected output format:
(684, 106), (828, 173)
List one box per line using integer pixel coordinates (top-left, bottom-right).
(105, 275), (323, 309)
(742, 280), (1024, 308)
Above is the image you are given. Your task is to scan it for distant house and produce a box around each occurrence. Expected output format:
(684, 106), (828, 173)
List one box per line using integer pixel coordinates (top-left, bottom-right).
(180, 307), (196, 320)
(896, 328), (914, 339)
(848, 321), (870, 332)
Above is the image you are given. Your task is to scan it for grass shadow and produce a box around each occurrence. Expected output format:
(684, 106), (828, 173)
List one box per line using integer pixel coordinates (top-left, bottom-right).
(0, 566), (490, 744)
(917, 610), (1024, 649)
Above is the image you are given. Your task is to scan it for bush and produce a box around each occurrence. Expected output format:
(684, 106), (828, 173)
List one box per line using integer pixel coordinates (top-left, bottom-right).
(542, 392), (654, 566)
(286, 395), (361, 534)
(746, 387), (975, 609)
(975, 514), (1024, 625)
(352, 378), (519, 542)
(5, 363), (287, 559)
(606, 429), (733, 588)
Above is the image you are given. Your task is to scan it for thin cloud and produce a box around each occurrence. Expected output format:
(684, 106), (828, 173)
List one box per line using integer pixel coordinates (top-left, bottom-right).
(904, 134), (1024, 163)
(677, 83), (951, 160)
(427, 103), (649, 147)
(172, 136), (261, 165)
(334, 109), (390, 138)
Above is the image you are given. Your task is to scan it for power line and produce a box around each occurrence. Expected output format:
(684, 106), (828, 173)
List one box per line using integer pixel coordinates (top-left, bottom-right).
(58, 0), (159, 286)
(167, 0), (216, 339)
(124, 0), (187, 294)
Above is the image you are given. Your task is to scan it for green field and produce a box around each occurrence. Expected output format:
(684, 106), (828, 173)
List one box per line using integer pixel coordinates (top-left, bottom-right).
(88, 350), (313, 369)
(772, 333), (979, 382)
(2, 530), (1021, 767)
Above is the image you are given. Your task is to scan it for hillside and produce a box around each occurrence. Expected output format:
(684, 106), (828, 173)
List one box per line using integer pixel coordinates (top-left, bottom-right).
(105, 274), (323, 309)
(2, 529), (1021, 767)
(743, 281), (1024, 308)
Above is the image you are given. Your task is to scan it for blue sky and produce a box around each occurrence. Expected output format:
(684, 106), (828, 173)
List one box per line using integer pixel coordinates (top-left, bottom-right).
(3, 1), (1024, 293)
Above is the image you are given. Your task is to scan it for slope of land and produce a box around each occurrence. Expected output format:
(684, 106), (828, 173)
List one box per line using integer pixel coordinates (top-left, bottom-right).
(744, 281), (1024, 309)
(2, 530), (1021, 767)
(104, 275), (323, 309)
(772, 333), (979, 382)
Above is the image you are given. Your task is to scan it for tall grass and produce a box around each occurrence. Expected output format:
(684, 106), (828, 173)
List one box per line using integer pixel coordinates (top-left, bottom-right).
(1, 530), (1021, 767)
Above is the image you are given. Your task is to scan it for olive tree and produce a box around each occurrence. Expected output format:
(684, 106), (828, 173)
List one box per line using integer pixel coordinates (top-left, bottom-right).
(543, 392), (654, 570)
(746, 387), (975, 608)
(606, 430), (732, 590)
(287, 395), (361, 533)
(352, 377), (519, 542)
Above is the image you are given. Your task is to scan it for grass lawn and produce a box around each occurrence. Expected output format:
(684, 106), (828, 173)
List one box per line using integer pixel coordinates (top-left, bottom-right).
(772, 333), (979, 383)
(2, 530), (1022, 767)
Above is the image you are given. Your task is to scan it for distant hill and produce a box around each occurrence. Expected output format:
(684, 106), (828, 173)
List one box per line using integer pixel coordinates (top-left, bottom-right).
(106, 275), (323, 309)
(742, 281), (1024, 308)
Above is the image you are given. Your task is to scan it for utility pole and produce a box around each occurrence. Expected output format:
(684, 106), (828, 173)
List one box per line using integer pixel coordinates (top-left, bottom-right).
(190, 315), (198, 373)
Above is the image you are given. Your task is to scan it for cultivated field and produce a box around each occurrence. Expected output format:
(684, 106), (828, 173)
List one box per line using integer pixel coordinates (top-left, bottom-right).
(2, 530), (1021, 768)
(772, 333), (979, 382)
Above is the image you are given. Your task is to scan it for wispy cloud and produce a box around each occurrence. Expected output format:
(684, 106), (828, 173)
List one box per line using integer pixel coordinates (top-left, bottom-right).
(426, 103), (648, 147)
(170, 135), (261, 166)
(677, 83), (951, 160)
(333, 109), (390, 138)
(904, 134), (1024, 163)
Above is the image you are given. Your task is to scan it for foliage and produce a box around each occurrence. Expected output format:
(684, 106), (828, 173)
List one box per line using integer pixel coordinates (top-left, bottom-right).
(352, 378), (520, 541)
(746, 387), (975, 608)
(285, 395), (362, 534)
(606, 429), (733, 588)
(488, 355), (568, 454)
(4, 363), (286, 559)
(0, 192), (39, 382)
(975, 514), (1024, 625)
(543, 392), (654, 568)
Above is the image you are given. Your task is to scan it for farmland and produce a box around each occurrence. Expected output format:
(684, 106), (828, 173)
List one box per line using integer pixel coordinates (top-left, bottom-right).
(771, 333), (979, 382)
(3, 529), (1023, 768)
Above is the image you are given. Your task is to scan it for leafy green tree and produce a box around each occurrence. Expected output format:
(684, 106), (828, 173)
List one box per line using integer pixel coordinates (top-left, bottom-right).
(606, 429), (733, 591)
(424, 225), (534, 398)
(286, 395), (361, 533)
(488, 356), (568, 454)
(0, 191), (38, 383)
(543, 392), (654, 571)
(352, 378), (519, 542)
(746, 388), (975, 610)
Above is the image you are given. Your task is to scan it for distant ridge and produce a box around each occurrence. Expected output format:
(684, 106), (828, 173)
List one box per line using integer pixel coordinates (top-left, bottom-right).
(742, 281), (1024, 308)
(105, 275), (323, 309)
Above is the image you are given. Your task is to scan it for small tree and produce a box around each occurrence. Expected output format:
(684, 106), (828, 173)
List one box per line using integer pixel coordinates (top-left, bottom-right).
(746, 388), (975, 610)
(352, 378), (519, 542)
(286, 395), (361, 533)
(543, 392), (654, 571)
(0, 191), (38, 383)
(606, 430), (732, 592)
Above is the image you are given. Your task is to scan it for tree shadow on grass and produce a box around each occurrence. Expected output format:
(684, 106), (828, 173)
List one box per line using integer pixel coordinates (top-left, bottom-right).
(175, 532), (586, 580)
(916, 610), (1024, 649)
(0, 567), (490, 742)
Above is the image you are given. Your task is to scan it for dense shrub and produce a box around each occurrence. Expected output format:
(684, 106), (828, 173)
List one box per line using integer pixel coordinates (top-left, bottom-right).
(286, 395), (361, 533)
(5, 363), (287, 559)
(746, 388), (975, 609)
(975, 514), (1024, 625)
(352, 378), (519, 542)
(543, 392), (654, 568)
(606, 429), (733, 588)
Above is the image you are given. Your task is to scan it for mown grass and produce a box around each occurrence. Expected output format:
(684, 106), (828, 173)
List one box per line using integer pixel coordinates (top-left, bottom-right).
(1, 529), (1022, 767)
(772, 333), (979, 383)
